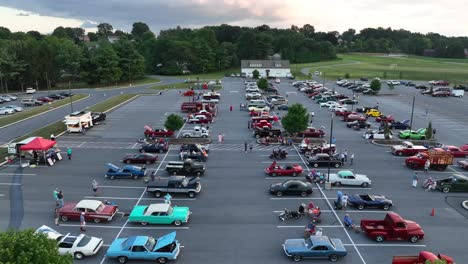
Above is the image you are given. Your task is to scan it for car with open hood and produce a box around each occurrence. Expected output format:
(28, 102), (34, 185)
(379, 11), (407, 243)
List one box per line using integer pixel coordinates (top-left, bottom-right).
(105, 163), (147, 180)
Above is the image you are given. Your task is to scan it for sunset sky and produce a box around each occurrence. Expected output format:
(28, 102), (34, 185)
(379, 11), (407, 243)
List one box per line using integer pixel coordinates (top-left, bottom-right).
(0, 0), (466, 36)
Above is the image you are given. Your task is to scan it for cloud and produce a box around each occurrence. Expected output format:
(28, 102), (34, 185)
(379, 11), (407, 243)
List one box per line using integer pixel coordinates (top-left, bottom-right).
(80, 20), (98, 28)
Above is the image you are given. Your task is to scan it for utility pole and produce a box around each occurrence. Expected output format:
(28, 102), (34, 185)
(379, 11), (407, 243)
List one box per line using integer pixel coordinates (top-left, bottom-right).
(325, 114), (334, 191)
(69, 81), (74, 113)
(45, 72), (50, 96)
(409, 95), (415, 131)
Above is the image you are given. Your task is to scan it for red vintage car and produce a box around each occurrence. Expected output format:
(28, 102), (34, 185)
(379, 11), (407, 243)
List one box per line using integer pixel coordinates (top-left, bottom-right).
(195, 110), (214, 118)
(343, 114), (367, 122)
(123, 153), (158, 164)
(436, 145), (468, 158)
(251, 115), (278, 123)
(144, 126), (174, 137)
(264, 161), (303, 176)
(376, 114), (395, 123)
(59, 199), (118, 223)
(183, 90), (195, 96)
(297, 127), (325, 138)
(252, 120), (272, 129)
(307, 91), (320, 98)
(333, 94), (349, 100)
(36, 96), (54, 102)
(250, 110), (270, 117)
(335, 110), (357, 117)
(460, 144), (468, 151)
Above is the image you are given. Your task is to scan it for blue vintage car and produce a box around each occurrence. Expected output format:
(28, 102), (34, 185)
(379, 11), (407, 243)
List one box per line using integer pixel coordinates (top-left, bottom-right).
(283, 236), (347, 262)
(105, 163), (146, 180)
(106, 232), (180, 263)
(347, 193), (393, 210)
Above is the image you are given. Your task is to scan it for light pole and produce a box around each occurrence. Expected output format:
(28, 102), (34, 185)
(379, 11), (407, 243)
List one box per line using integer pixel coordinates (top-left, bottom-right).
(69, 81), (74, 113)
(409, 95), (415, 131)
(325, 114), (334, 190)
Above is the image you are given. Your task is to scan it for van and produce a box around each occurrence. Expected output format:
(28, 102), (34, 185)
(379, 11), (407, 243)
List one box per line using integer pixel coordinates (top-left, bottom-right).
(434, 87), (450, 92)
(21, 98), (43, 106)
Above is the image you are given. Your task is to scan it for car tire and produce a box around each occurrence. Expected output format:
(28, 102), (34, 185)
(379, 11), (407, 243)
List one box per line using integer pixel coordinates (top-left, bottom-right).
(117, 256), (128, 263)
(292, 172), (297, 177)
(154, 191), (162, 198)
(173, 220), (182, 226)
(300, 191), (307, 197)
(410, 236), (419, 243)
(329, 254), (339, 262)
(335, 182), (341, 187)
(202, 135), (208, 138)
(61, 215), (69, 222)
(110, 175), (115, 180)
(361, 182), (369, 188)
(334, 163), (340, 168)
(442, 186), (450, 193)
(196, 171), (202, 177)
(313, 163), (319, 168)
(184, 135), (190, 138)
(74, 252), (84, 260)
(357, 204), (365, 210)
(292, 255), (302, 262)
(188, 191), (196, 198)
(375, 235), (385, 242)
(276, 191), (283, 197)
(383, 204), (390, 210)
(133, 175), (138, 180)
(140, 222), (148, 226)
(146, 160), (151, 165)
(126, 160), (131, 164)
(398, 152), (403, 156)
(93, 218), (101, 223)
(272, 173), (277, 177)
(157, 257), (168, 264)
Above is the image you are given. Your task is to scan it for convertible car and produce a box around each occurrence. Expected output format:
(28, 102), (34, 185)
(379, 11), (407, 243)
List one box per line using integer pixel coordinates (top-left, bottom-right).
(265, 161), (303, 176)
(347, 193), (393, 210)
(283, 236), (347, 262)
(105, 163), (146, 180)
(128, 203), (191, 226)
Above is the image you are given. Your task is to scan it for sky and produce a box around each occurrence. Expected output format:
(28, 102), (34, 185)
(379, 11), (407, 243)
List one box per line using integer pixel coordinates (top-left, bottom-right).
(0, 0), (466, 36)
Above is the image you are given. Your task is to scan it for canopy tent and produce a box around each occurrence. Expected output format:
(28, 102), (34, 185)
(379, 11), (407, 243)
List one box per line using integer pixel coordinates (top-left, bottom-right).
(20, 137), (56, 151)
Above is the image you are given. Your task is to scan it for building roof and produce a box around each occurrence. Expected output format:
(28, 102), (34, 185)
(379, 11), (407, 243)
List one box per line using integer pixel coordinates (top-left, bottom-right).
(241, 60), (290, 69)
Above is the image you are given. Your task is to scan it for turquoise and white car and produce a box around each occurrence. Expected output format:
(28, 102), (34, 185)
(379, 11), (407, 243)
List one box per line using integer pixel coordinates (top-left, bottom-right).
(106, 232), (180, 263)
(128, 203), (191, 226)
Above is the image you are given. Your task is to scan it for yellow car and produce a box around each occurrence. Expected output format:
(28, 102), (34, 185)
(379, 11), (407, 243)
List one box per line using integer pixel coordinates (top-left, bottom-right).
(365, 109), (382, 117)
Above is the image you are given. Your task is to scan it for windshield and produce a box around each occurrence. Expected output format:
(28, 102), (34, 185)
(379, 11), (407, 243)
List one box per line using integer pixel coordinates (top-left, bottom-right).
(305, 237), (313, 248)
(77, 235), (92, 247)
(145, 237), (156, 251)
(329, 238), (336, 249)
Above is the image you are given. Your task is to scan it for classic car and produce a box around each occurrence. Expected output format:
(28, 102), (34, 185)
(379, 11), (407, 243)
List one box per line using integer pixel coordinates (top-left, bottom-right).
(307, 153), (342, 168)
(144, 127), (174, 138)
(283, 236), (347, 262)
(181, 126), (210, 138)
(365, 109), (382, 117)
(347, 193), (393, 210)
(435, 174), (468, 193)
(91, 112), (106, 123)
(333, 94), (349, 100)
(392, 251), (454, 264)
(458, 159), (468, 169)
(36, 225), (103, 259)
(128, 203), (191, 226)
(36, 96), (54, 102)
(438, 145), (468, 158)
(329, 105), (347, 112)
(376, 115), (395, 123)
(269, 180), (313, 197)
(319, 101), (339, 108)
(460, 144), (468, 151)
(180, 143), (209, 153)
(140, 142), (169, 153)
(166, 159), (206, 176)
(252, 115), (278, 124)
(188, 115), (213, 124)
(265, 162), (303, 176)
(363, 130), (393, 139)
(343, 114), (367, 122)
(335, 110), (357, 117)
(361, 213), (424, 243)
(182, 90), (194, 96)
(59, 199), (118, 223)
(195, 109), (214, 117)
(146, 176), (201, 198)
(200, 98), (219, 104)
(252, 120), (273, 130)
(276, 104), (289, 110)
(328, 170), (371, 187)
(250, 110), (270, 116)
(356, 106), (378, 113)
(248, 105), (270, 112)
(297, 127), (325, 138)
(399, 128), (426, 140)
(339, 99), (358, 105)
(105, 163), (147, 180)
(389, 120), (410, 130)
(245, 92), (262, 100)
(123, 153), (158, 164)
(346, 120), (371, 129)
(202, 92), (221, 100)
(106, 232), (180, 264)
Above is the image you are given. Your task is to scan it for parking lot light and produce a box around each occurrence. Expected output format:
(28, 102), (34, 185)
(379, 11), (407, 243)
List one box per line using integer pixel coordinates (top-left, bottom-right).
(409, 95), (415, 131)
(325, 114), (333, 190)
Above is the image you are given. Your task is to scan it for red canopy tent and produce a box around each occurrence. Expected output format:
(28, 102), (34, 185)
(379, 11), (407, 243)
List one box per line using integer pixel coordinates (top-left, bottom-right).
(20, 137), (56, 151)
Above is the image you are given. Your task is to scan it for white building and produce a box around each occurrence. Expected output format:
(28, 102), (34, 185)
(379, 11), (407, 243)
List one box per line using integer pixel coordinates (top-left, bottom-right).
(241, 59), (291, 78)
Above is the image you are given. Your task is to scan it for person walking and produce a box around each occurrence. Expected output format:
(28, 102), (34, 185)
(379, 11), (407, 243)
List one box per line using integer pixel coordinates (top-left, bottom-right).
(164, 193), (172, 204)
(80, 212), (86, 232)
(340, 153), (345, 163)
(150, 171), (156, 182)
(53, 188), (59, 206)
(57, 191), (64, 208)
(424, 160), (430, 173)
(50, 134), (56, 141)
(244, 141), (248, 152)
(221, 134), (225, 143)
(230, 105), (233, 112)
(344, 150), (348, 162)
(350, 153), (354, 165)
(412, 172), (419, 188)
(54, 207), (60, 226)
(92, 180), (99, 196)
(66, 147), (72, 160)
(331, 137), (336, 144)
(247, 120), (251, 129)
(341, 193), (348, 211)
(433, 128), (436, 136)
(218, 133), (223, 143)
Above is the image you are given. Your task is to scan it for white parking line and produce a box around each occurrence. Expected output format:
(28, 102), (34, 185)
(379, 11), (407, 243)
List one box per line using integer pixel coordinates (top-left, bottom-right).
(261, 161), (303, 164)
(0, 183), (21, 186)
(0, 172), (36, 175)
(273, 210), (393, 213)
(84, 196), (196, 201)
(100, 186), (146, 189)
(277, 225), (342, 228)
(343, 243), (426, 247)
(270, 197), (327, 200)
(60, 224), (189, 230)
(259, 154), (299, 157)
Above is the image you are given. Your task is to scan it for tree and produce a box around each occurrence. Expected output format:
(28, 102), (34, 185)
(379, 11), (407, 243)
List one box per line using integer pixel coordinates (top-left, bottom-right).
(257, 78), (268, 90)
(0, 229), (73, 263)
(113, 38), (145, 82)
(97, 23), (113, 38)
(426, 121), (433, 140)
(164, 114), (184, 132)
(252, 69), (260, 79)
(81, 42), (121, 84)
(131, 22), (150, 40)
(370, 79), (381, 93)
(282, 103), (308, 135)
(344, 73), (350, 79)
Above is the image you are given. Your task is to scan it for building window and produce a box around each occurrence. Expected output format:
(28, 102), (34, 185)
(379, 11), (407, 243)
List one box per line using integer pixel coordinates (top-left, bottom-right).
(249, 63), (262, 67)
(275, 63), (282, 67)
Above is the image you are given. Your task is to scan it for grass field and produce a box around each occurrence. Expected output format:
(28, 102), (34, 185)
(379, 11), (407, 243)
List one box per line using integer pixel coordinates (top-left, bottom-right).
(294, 54), (468, 83)
(53, 76), (161, 90)
(175, 68), (240, 81)
(0, 94), (88, 128)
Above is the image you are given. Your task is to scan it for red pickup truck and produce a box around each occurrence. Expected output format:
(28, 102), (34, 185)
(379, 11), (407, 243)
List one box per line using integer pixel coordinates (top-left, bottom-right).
(405, 150), (453, 170)
(392, 251), (454, 264)
(391, 141), (427, 156)
(361, 213), (425, 243)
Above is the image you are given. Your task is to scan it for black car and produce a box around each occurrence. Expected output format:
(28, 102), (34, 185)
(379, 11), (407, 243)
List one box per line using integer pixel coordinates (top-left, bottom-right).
(91, 112), (106, 123)
(307, 153), (342, 168)
(356, 106), (378, 113)
(346, 120), (371, 129)
(360, 77), (369, 81)
(389, 120), (410, 130)
(48, 93), (65, 100)
(269, 180), (313, 197)
(139, 143), (169, 153)
(276, 104), (289, 111)
(353, 87), (366, 92)
(406, 82), (415, 86)
(180, 144), (209, 153)
(340, 99), (358, 105)
(415, 85), (428, 90)
(264, 88), (279, 94)
(146, 176), (201, 198)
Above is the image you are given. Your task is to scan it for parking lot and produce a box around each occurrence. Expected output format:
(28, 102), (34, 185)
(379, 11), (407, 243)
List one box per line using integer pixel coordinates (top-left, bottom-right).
(0, 77), (467, 263)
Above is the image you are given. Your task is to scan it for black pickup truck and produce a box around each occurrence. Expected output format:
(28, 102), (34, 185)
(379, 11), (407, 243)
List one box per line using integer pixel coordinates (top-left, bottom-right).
(253, 127), (282, 138)
(165, 159), (206, 176)
(146, 176), (201, 198)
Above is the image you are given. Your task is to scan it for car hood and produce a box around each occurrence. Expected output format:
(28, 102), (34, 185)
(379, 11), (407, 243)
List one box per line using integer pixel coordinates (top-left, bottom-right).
(172, 206), (190, 218)
(80, 236), (103, 251)
(106, 238), (126, 255)
(284, 239), (307, 252)
(392, 145), (403, 150)
(269, 182), (283, 189)
(35, 225), (62, 240)
(155, 232), (177, 250)
(405, 220), (423, 231)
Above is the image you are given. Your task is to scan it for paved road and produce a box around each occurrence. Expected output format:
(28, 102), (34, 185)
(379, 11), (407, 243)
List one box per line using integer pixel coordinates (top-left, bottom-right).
(0, 76), (182, 145)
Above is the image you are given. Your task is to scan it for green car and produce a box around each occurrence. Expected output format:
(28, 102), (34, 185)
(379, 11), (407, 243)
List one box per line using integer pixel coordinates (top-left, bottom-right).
(398, 128), (426, 140)
(316, 97), (336, 104)
(128, 203), (190, 226)
(436, 174), (468, 193)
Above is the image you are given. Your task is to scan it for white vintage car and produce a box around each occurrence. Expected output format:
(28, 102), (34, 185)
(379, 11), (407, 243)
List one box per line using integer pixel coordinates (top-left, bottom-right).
(328, 170), (371, 187)
(35, 225), (103, 259)
(363, 130), (393, 139)
(319, 101), (339, 108)
(245, 92), (262, 100)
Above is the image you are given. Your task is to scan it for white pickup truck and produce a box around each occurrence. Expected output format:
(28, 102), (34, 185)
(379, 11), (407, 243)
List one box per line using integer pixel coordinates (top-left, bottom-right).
(182, 126), (210, 138)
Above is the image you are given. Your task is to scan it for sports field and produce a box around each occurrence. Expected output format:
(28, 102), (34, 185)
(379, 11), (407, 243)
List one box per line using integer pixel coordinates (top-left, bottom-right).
(297, 53), (468, 83)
